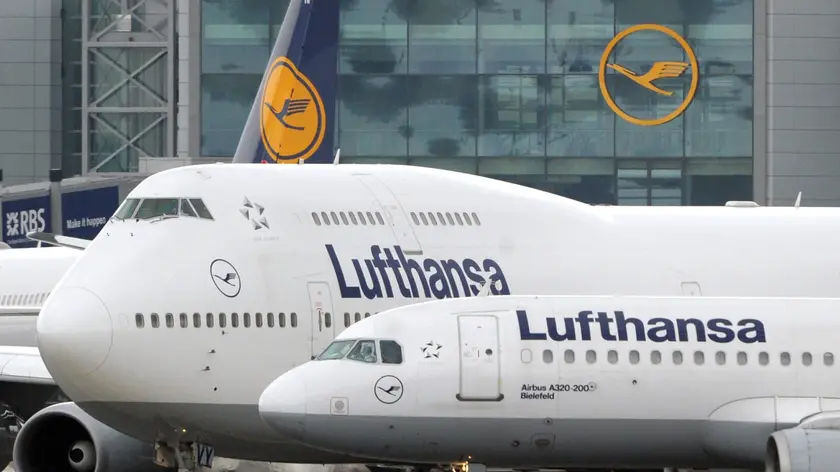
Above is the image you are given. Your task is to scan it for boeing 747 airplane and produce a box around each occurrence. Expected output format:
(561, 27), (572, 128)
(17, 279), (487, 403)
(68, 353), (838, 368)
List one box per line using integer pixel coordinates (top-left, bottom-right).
(259, 295), (840, 472)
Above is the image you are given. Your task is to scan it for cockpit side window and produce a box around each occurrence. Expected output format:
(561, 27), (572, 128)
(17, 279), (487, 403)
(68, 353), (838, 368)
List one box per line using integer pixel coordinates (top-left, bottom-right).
(380, 340), (403, 364)
(114, 198), (140, 220)
(347, 340), (378, 363)
(189, 199), (214, 220)
(317, 340), (356, 360)
(135, 198), (179, 220)
(180, 199), (197, 217)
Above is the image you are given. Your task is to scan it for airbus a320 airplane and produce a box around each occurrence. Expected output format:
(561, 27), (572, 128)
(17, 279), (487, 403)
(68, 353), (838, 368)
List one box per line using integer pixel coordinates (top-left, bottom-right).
(259, 295), (840, 472)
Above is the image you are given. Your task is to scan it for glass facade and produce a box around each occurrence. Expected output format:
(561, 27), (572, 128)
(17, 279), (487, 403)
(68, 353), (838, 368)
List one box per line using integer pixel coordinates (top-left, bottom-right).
(201, 0), (754, 205)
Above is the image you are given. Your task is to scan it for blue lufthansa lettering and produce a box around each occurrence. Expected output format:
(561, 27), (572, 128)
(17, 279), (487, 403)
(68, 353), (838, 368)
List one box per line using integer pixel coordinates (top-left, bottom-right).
(517, 310), (766, 343)
(327, 244), (510, 300)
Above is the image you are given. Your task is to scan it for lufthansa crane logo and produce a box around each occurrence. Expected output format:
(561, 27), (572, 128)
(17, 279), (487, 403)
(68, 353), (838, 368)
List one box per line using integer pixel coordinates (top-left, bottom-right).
(259, 57), (326, 163)
(598, 24), (699, 127)
(374, 375), (403, 404)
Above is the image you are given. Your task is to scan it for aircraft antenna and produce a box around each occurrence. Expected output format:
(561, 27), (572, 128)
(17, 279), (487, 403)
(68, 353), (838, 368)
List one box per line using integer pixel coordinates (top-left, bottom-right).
(333, 148), (341, 165)
(477, 280), (493, 297)
(794, 191), (802, 208)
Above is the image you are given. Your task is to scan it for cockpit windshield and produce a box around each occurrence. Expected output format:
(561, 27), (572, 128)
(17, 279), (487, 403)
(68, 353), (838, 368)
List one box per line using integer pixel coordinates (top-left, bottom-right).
(316, 339), (404, 364)
(113, 197), (214, 221)
(135, 198), (178, 219)
(347, 340), (378, 363)
(317, 340), (356, 360)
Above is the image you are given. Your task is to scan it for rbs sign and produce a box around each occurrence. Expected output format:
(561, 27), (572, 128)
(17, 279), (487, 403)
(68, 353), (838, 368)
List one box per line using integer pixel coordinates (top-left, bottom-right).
(2, 196), (51, 248)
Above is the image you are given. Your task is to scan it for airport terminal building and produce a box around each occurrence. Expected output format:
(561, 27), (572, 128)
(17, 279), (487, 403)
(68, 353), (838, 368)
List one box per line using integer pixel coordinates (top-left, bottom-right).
(0, 0), (838, 245)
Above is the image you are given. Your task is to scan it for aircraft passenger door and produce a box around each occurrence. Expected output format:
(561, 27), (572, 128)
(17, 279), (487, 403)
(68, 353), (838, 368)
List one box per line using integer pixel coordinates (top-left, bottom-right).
(307, 282), (336, 359)
(456, 314), (502, 401)
(353, 174), (422, 254)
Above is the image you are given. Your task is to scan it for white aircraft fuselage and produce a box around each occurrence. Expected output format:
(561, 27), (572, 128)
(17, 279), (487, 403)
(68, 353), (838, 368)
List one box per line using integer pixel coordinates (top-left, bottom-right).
(259, 295), (840, 470)
(35, 162), (840, 463)
(0, 246), (79, 346)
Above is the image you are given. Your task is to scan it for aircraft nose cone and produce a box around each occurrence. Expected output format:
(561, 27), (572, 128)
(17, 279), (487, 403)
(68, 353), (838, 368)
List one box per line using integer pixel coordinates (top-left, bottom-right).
(37, 286), (112, 378)
(258, 373), (307, 440)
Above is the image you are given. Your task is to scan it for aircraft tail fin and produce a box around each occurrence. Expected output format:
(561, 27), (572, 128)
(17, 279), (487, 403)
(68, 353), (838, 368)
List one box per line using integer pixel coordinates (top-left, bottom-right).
(232, 0), (339, 164)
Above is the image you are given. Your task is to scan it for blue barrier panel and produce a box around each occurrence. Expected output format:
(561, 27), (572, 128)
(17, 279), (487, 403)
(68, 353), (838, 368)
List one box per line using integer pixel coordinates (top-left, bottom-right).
(62, 186), (119, 240)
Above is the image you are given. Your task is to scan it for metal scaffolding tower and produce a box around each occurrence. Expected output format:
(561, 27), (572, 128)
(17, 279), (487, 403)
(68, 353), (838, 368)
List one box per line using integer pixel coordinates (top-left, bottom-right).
(81, 0), (176, 174)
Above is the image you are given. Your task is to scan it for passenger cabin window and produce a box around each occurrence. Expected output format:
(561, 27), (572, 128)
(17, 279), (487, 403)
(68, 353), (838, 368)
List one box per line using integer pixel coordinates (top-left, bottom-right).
(380, 340), (403, 364)
(347, 340), (377, 363)
(317, 340), (356, 360)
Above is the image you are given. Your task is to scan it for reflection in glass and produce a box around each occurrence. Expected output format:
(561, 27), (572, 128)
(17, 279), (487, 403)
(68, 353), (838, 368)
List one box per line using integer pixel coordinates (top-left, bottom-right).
(201, 74), (261, 156)
(613, 74), (686, 157)
(547, 75), (614, 157)
(407, 0), (476, 74)
(317, 340), (356, 360)
(478, 0), (546, 74)
(347, 340), (378, 363)
(407, 75), (478, 157)
(686, 76), (753, 157)
(339, 0), (407, 74)
(480, 75), (544, 157)
(547, 0), (613, 73)
(198, 0), (755, 206)
(338, 75), (408, 156)
(201, 0), (290, 74)
(617, 160), (682, 206)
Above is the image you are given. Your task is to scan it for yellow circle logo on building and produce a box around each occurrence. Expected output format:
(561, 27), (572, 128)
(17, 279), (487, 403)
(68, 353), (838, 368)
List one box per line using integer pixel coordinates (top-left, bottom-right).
(598, 24), (699, 127)
(259, 57), (326, 163)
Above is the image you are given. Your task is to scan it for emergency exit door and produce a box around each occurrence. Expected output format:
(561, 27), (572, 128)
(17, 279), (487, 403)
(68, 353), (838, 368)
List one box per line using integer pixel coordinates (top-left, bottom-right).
(307, 282), (335, 359)
(456, 315), (502, 401)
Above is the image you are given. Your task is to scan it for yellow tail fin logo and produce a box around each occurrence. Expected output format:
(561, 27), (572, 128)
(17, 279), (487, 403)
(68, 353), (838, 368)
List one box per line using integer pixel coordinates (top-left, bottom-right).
(598, 24), (699, 127)
(260, 57), (326, 163)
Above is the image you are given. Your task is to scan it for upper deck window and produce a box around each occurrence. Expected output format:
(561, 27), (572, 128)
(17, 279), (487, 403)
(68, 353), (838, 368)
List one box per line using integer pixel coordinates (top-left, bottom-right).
(317, 340), (356, 360)
(347, 340), (378, 363)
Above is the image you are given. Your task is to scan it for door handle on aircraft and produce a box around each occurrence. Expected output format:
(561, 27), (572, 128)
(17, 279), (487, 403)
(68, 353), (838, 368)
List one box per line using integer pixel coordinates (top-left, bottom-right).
(318, 310), (323, 332)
